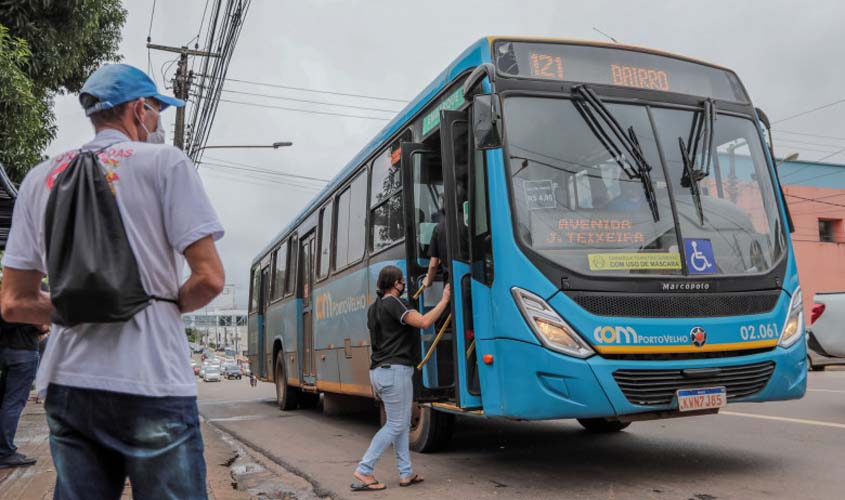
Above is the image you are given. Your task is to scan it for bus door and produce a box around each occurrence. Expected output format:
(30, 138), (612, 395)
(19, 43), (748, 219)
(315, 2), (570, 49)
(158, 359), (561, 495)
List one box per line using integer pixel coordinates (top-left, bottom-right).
(439, 110), (483, 409)
(258, 263), (271, 378)
(401, 144), (454, 401)
(299, 233), (317, 385)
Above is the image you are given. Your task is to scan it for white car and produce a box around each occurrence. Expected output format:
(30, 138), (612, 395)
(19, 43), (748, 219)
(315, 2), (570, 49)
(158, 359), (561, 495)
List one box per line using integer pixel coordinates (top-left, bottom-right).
(203, 367), (221, 382)
(808, 291), (845, 370)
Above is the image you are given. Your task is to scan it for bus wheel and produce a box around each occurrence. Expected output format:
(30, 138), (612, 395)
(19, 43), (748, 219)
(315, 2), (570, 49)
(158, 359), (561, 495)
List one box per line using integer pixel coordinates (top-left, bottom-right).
(408, 404), (454, 453)
(577, 418), (631, 433)
(275, 352), (300, 411)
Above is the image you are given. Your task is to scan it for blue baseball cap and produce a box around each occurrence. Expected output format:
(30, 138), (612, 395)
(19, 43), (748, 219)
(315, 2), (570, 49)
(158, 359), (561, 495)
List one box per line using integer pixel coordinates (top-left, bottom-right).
(79, 63), (185, 116)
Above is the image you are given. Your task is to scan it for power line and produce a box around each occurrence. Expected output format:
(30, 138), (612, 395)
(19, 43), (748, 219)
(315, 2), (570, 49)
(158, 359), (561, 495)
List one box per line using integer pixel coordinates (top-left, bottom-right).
(202, 156), (331, 182)
(785, 193), (845, 208)
(218, 98), (392, 121)
(146, 0), (157, 74)
(814, 146), (845, 163)
(219, 88), (401, 113)
(771, 137), (844, 151)
(201, 164), (323, 191)
(774, 130), (845, 142)
(225, 77), (409, 103)
(772, 99), (845, 124)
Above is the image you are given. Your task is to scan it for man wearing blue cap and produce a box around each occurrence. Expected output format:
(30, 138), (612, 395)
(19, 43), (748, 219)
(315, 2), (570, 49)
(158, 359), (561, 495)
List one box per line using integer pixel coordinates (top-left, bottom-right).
(0, 64), (225, 499)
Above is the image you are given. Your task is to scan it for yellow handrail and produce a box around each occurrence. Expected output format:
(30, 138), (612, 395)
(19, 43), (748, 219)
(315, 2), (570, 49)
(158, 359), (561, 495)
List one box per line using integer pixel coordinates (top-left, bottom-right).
(465, 339), (476, 360)
(417, 314), (452, 370)
(412, 281), (427, 300)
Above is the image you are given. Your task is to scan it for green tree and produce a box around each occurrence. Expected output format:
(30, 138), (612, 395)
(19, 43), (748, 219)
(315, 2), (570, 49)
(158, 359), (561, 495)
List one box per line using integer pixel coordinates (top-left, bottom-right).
(0, 0), (126, 182)
(0, 26), (51, 181)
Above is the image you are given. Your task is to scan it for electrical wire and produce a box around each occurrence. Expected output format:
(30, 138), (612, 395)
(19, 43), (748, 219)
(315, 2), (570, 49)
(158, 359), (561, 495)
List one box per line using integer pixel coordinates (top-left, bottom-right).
(772, 99), (845, 124)
(146, 0), (158, 74)
(225, 77), (409, 103)
(774, 130), (845, 142)
(218, 98), (392, 121)
(202, 156), (331, 182)
(220, 88), (400, 113)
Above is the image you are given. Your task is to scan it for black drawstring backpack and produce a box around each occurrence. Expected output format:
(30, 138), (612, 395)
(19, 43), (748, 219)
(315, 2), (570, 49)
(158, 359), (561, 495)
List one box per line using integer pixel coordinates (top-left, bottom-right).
(44, 147), (177, 326)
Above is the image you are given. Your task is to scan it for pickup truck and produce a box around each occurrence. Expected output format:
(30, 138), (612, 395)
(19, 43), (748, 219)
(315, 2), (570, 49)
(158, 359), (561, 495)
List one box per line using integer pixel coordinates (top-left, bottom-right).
(807, 291), (845, 371)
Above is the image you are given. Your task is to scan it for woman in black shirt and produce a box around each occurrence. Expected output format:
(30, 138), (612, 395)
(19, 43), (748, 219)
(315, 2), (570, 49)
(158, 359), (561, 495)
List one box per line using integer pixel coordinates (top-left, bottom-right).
(351, 265), (450, 491)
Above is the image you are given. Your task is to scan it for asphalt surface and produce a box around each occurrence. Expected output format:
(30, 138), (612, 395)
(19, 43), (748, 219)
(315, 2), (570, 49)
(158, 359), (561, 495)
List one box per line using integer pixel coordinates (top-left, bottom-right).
(197, 369), (845, 500)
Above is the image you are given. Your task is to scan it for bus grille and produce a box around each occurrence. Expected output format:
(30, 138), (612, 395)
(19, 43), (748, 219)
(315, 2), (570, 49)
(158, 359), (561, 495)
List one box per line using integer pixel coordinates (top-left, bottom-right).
(568, 291), (780, 318)
(612, 361), (775, 406)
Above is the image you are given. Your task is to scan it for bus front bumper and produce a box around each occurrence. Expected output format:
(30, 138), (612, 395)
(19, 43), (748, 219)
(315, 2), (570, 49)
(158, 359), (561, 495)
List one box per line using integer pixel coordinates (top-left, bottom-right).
(476, 337), (807, 420)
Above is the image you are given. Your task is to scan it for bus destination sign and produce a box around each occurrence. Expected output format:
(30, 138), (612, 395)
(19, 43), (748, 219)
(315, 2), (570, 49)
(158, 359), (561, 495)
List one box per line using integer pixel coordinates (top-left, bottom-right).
(496, 41), (747, 102)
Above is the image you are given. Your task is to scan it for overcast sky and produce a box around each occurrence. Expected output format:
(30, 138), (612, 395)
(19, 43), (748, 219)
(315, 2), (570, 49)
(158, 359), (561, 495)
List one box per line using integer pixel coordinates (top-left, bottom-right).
(45, 0), (845, 307)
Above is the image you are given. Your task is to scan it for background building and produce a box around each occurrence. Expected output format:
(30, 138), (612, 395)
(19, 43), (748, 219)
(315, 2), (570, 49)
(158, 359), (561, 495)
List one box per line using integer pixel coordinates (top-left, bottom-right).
(781, 159), (845, 315)
(182, 285), (248, 353)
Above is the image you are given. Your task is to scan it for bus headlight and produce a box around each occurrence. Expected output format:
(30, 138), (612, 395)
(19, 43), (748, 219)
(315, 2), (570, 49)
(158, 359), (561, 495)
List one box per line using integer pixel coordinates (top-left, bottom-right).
(511, 287), (594, 358)
(779, 288), (804, 348)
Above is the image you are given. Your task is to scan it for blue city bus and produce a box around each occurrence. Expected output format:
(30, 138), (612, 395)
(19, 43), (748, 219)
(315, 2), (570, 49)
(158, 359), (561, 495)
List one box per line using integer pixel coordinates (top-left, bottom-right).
(248, 37), (806, 451)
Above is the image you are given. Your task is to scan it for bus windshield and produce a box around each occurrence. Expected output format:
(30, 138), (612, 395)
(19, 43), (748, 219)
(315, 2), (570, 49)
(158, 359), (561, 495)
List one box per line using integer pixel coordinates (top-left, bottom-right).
(504, 96), (786, 277)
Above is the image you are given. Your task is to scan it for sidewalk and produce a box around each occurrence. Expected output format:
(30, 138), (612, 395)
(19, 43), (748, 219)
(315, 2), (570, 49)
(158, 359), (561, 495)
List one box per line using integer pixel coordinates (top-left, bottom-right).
(0, 394), (253, 500)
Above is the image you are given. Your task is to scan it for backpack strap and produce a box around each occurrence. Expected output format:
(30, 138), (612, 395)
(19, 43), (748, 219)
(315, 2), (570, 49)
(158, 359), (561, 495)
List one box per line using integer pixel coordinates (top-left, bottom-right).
(150, 296), (180, 306)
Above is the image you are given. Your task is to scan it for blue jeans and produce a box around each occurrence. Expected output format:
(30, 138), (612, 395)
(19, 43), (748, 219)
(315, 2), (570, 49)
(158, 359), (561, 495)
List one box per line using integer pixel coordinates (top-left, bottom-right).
(356, 365), (414, 479)
(45, 384), (207, 500)
(0, 347), (39, 458)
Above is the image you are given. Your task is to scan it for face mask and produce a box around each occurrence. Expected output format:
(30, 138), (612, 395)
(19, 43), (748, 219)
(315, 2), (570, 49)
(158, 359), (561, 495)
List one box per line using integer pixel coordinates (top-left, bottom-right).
(147, 115), (166, 144)
(135, 104), (165, 144)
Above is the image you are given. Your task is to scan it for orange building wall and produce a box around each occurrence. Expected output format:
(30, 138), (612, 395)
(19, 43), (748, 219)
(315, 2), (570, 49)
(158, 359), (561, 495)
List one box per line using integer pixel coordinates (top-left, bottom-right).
(783, 184), (845, 317)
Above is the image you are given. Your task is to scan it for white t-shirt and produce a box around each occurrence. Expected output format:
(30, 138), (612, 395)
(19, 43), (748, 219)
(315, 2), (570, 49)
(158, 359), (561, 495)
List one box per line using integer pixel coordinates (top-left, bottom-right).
(2, 129), (224, 397)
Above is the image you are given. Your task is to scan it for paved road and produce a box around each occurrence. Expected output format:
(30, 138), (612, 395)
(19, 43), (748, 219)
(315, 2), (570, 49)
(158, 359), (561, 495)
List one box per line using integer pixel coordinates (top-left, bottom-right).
(198, 370), (845, 500)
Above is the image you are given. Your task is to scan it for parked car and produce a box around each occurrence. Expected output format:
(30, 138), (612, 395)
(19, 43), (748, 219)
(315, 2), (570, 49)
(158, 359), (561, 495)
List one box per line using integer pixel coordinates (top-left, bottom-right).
(203, 367), (221, 382)
(223, 364), (242, 380)
(807, 291), (845, 371)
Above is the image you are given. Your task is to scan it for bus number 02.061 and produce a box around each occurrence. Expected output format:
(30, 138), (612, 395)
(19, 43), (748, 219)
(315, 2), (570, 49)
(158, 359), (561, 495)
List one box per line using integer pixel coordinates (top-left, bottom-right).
(740, 323), (779, 341)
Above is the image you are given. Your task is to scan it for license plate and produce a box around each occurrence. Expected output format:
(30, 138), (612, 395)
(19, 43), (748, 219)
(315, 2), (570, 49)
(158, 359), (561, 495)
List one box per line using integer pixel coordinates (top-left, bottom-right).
(676, 386), (727, 412)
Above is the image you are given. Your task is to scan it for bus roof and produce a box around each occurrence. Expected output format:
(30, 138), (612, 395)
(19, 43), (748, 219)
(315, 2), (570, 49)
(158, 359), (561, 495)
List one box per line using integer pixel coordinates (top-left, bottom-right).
(251, 37), (492, 265)
(251, 37), (733, 265)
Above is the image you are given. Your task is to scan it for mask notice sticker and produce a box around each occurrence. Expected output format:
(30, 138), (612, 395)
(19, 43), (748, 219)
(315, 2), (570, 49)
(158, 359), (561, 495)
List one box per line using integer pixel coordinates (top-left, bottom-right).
(684, 238), (716, 274)
(588, 253), (682, 271)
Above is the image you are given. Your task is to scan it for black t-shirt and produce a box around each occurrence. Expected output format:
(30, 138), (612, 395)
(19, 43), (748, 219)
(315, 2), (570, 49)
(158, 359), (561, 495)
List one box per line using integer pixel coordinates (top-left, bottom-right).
(428, 219), (448, 266)
(368, 295), (414, 369)
(0, 312), (40, 351)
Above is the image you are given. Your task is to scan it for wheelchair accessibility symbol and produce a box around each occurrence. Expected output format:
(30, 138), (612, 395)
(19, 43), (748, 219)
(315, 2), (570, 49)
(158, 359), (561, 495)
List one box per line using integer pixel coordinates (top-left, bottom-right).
(684, 239), (716, 274)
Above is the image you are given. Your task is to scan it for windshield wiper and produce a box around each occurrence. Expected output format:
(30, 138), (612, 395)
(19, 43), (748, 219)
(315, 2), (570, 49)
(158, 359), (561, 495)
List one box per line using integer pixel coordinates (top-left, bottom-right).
(573, 85), (660, 222)
(681, 98), (715, 188)
(678, 138), (705, 225)
(678, 98), (717, 225)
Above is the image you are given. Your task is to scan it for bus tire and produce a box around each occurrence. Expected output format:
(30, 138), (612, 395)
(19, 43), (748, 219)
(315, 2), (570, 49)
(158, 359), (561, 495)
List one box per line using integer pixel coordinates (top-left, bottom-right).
(408, 404), (454, 453)
(275, 352), (300, 411)
(577, 418), (631, 433)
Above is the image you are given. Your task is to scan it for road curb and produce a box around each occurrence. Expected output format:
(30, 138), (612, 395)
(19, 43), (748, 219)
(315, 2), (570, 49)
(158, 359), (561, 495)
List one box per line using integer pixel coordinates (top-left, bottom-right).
(204, 419), (334, 499)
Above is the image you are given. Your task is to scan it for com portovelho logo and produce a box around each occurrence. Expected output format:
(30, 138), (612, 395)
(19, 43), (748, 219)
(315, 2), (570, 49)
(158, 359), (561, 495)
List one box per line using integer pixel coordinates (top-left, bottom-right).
(593, 326), (639, 344)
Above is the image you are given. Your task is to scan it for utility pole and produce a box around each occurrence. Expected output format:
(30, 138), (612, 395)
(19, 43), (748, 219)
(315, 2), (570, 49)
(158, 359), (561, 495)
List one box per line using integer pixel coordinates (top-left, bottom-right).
(145, 43), (219, 150)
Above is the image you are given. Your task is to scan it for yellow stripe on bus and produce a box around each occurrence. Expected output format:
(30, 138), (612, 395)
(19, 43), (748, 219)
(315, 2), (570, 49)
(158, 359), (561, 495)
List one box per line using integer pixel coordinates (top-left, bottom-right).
(594, 339), (778, 354)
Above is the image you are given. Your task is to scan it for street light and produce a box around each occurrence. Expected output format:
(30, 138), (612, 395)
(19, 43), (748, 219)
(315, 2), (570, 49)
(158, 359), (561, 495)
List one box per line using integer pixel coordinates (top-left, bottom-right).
(193, 141), (292, 153)
(776, 152), (799, 167)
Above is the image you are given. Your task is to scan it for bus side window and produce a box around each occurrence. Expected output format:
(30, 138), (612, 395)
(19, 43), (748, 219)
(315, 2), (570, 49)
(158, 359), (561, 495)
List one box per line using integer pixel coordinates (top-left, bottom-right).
(412, 154), (444, 261)
(470, 147), (494, 285)
(285, 235), (297, 296)
(272, 242), (287, 300)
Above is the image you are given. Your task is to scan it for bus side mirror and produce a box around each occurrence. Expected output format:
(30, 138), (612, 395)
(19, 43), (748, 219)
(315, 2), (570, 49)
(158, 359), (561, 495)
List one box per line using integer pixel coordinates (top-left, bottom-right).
(472, 94), (502, 150)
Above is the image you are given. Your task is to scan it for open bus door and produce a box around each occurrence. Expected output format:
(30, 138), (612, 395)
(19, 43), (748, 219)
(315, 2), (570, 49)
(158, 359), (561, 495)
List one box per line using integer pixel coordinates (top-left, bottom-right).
(298, 232), (317, 387)
(400, 143), (457, 451)
(258, 263), (271, 378)
(438, 109), (483, 409)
